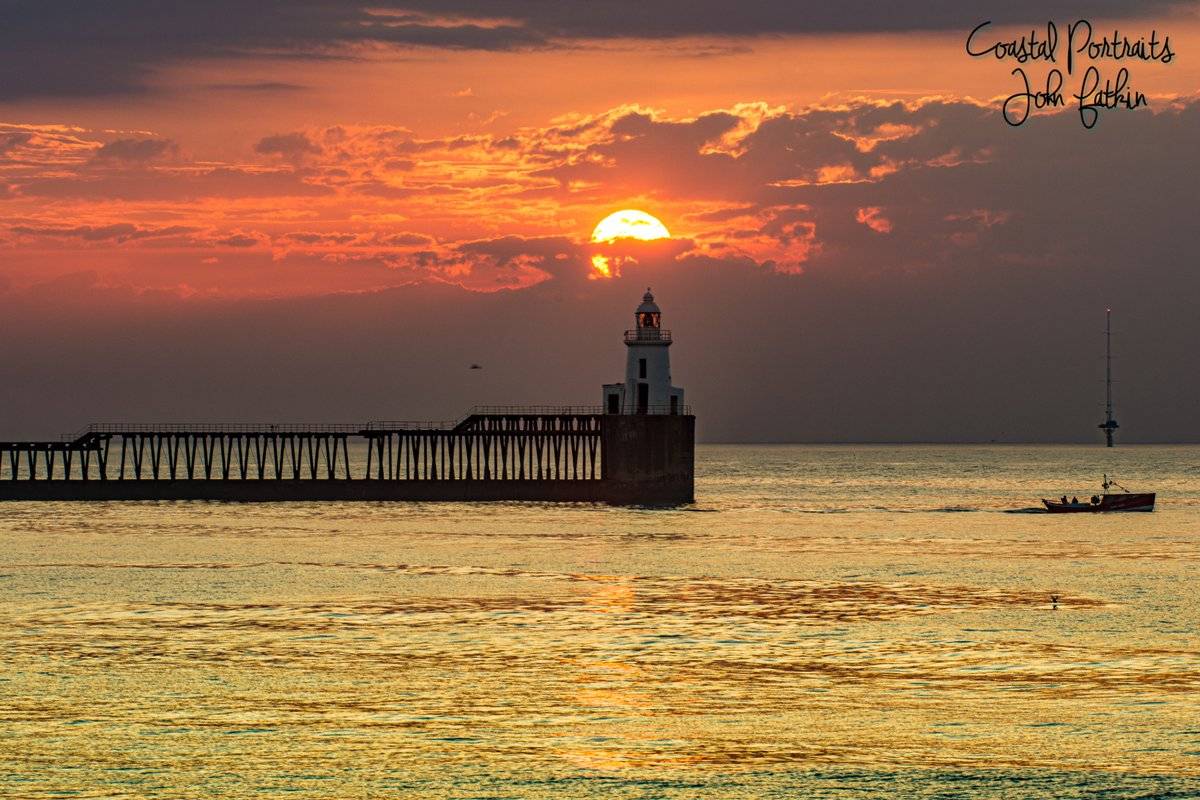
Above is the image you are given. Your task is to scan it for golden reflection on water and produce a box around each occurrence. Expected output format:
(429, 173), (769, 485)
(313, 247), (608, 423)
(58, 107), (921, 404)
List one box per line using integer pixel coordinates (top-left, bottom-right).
(2, 445), (1200, 797)
(3, 563), (1195, 783)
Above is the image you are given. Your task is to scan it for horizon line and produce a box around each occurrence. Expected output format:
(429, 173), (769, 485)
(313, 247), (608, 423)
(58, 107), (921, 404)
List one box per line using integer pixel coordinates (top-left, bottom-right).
(697, 440), (1200, 446)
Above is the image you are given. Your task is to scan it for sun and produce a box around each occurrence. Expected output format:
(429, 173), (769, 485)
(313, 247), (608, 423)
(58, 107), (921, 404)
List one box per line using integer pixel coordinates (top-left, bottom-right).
(590, 209), (670, 278)
(591, 209), (671, 243)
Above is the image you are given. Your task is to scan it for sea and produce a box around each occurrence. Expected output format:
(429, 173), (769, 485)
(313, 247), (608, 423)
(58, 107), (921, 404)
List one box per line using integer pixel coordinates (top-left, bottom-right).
(1, 444), (1198, 799)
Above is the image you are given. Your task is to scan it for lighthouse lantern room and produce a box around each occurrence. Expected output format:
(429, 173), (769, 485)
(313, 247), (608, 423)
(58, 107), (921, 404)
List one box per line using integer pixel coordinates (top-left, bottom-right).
(602, 289), (685, 415)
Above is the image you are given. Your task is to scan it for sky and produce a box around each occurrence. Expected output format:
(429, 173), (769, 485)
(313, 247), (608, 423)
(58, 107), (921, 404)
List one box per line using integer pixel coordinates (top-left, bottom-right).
(2, 1), (1198, 441)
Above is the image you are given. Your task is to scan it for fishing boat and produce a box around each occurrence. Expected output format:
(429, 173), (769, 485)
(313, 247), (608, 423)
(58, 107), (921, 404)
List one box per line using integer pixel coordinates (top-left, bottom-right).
(1042, 475), (1155, 513)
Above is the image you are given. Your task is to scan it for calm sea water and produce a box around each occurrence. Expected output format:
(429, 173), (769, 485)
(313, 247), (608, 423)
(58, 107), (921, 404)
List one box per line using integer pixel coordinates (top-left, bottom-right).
(2, 445), (1198, 799)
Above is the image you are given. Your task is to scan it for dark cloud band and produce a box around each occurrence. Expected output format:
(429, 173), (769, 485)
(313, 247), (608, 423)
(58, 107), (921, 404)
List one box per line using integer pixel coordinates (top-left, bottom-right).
(0, 0), (1188, 99)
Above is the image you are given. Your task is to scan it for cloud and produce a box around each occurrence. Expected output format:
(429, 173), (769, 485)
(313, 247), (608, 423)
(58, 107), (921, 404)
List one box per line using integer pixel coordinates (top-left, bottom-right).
(214, 232), (265, 248)
(397, 234), (583, 291)
(205, 81), (308, 92)
(91, 138), (177, 163)
(282, 232), (363, 246)
(0, 1), (1188, 99)
(378, 232), (434, 246)
(272, 231), (434, 252)
(254, 132), (322, 161)
(855, 206), (893, 233)
(0, 131), (34, 154)
(0, 123), (102, 166)
(17, 166), (335, 200)
(9, 223), (197, 243)
(5, 96), (1200, 300)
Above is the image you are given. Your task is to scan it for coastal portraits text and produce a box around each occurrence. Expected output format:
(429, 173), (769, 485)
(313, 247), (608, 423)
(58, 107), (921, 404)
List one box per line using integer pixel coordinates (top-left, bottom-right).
(966, 19), (1175, 128)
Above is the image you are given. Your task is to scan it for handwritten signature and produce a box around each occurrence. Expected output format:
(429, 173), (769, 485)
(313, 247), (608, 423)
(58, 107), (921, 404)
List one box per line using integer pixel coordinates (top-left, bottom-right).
(966, 19), (1172, 128)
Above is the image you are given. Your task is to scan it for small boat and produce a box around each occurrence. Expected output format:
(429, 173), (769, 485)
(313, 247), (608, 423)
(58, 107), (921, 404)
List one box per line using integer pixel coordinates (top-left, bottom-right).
(1042, 475), (1155, 513)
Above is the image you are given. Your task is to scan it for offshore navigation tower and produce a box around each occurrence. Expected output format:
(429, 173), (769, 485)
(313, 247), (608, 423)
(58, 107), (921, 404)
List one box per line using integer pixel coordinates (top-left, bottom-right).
(1098, 308), (1119, 447)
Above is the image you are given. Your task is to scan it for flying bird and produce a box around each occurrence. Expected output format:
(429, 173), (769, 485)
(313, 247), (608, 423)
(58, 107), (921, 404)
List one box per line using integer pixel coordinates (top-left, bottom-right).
(469, 364), (483, 370)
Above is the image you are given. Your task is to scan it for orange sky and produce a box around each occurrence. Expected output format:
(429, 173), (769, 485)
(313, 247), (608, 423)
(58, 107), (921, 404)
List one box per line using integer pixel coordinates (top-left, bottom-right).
(3, 6), (1200, 441)
(4, 16), (1198, 300)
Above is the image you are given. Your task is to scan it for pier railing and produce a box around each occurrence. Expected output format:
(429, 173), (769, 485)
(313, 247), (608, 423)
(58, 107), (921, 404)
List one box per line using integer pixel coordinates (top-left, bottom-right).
(63, 422), (365, 439)
(44, 405), (690, 441)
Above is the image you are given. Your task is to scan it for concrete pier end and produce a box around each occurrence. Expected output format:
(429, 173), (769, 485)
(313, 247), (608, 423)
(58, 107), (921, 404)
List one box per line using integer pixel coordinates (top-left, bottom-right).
(601, 414), (695, 504)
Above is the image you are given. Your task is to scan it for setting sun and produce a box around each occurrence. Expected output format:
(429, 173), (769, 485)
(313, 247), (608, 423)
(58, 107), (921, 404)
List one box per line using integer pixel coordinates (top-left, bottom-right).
(590, 209), (671, 278)
(591, 209), (671, 243)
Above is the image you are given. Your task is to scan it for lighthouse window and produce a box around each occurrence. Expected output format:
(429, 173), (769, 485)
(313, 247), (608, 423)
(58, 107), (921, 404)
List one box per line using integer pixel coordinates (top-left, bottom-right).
(638, 358), (647, 379)
(638, 312), (660, 328)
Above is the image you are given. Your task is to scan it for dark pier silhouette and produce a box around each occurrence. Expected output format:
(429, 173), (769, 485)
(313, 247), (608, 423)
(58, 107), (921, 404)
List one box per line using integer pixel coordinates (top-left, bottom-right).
(0, 407), (694, 505)
(1, 291), (696, 505)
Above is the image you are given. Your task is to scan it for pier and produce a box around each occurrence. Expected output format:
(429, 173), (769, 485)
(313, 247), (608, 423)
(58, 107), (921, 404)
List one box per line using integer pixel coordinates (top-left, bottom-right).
(0, 290), (695, 505)
(0, 407), (694, 504)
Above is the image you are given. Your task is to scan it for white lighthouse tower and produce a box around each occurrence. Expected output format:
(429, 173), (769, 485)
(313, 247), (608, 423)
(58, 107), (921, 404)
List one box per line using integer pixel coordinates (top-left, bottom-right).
(602, 289), (685, 415)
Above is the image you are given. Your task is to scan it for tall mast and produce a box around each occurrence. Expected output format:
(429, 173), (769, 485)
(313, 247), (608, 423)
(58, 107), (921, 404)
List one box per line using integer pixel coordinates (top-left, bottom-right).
(1098, 308), (1118, 447)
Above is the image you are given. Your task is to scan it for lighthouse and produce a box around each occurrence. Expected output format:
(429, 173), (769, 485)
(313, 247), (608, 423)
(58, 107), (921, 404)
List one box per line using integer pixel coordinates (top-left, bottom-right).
(602, 289), (685, 415)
